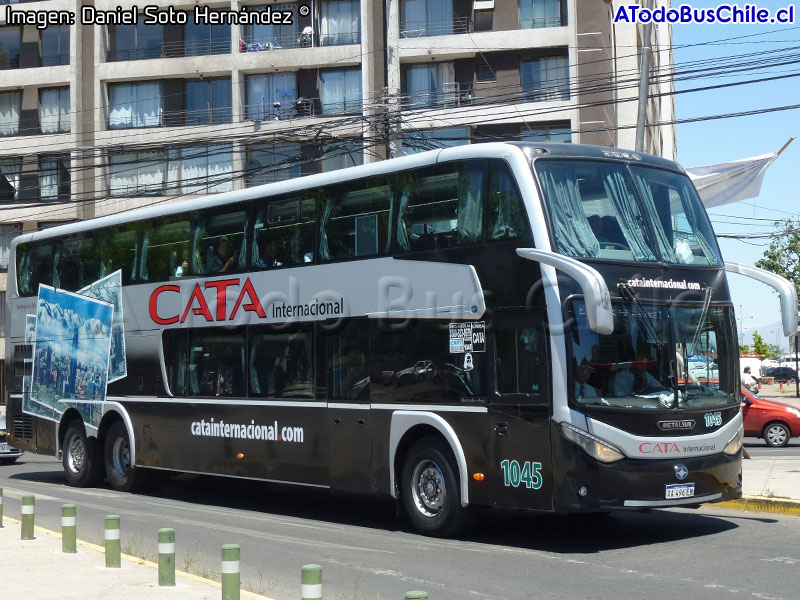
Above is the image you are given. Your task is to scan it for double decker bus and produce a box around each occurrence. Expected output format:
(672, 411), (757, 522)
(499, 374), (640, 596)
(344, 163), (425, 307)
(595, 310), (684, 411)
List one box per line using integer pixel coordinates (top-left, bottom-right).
(5, 143), (796, 536)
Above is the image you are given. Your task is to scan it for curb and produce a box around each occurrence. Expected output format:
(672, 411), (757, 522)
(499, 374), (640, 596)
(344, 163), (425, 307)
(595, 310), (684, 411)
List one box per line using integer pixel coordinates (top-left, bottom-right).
(3, 516), (275, 600)
(713, 496), (800, 517)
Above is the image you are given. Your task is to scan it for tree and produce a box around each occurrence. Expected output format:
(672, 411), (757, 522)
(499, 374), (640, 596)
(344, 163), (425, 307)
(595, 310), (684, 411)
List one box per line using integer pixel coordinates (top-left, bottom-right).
(756, 219), (800, 303)
(739, 344), (751, 354)
(751, 331), (768, 360)
(765, 343), (783, 361)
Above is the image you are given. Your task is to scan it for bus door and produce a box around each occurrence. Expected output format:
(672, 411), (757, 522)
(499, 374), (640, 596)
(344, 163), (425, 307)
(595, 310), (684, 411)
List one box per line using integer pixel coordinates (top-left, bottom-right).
(489, 312), (553, 511)
(324, 322), (374, 493)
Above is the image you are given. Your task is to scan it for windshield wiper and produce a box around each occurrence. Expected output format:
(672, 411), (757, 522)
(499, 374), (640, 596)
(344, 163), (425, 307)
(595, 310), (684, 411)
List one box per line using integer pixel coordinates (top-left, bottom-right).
(618, 282), (662, 344)
(688, 287), (713, 356)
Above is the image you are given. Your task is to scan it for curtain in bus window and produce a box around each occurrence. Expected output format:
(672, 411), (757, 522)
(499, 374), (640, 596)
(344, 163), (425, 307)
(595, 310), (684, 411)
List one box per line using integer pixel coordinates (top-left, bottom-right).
(0, 91), (20, 136)
(456, 164), (484, 244)
(601, 169), (656, 261)
(396, 178), (413, 250)
(487, 160), (525, 241)
(633, 173), (679, 263)
(537, 167), (599, 257)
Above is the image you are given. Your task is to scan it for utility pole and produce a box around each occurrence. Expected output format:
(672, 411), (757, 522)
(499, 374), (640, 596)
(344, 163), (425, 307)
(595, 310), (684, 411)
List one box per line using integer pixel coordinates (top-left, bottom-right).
(386, 0), (402, 158)
(634, 0), (655, 152)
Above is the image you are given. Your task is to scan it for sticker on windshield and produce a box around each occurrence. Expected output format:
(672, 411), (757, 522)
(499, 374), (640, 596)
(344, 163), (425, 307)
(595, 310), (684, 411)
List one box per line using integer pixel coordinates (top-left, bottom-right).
(449, 322), (485, 354)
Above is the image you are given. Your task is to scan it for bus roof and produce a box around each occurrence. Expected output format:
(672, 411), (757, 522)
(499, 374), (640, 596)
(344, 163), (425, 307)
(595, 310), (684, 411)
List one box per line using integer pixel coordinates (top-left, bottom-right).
(11, 142), (685, 247)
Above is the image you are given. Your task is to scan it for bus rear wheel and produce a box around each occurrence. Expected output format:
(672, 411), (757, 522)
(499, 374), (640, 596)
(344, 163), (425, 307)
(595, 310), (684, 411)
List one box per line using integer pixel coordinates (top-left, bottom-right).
(62, 421), (102, 487)
(104, 421), (151, 492)
(400, 437), (471, 537)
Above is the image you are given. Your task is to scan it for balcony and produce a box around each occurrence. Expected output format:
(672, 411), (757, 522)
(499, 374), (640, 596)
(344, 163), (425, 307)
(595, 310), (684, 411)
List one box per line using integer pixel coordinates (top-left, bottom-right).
(400, 17), (470, 38)
(108, 38), (230, 62)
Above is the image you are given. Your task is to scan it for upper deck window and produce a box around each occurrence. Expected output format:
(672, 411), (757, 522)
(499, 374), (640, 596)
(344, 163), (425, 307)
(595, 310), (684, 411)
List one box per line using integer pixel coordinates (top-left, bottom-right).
(535, 159), (722, 266)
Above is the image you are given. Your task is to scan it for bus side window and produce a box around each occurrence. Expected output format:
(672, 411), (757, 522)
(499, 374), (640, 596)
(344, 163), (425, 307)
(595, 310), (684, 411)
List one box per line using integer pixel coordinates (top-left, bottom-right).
(101, 223), (139, 285)
(325, 321), (369, 401)
(486, 159), (526, 242)
(163, 330), (188, 396)
(397, 161), (485, 252)
(141, 216), (192, 282)
(188, 330), (245, 397)
(193, 207), (248, 275)
(319, 176), (392, 261)
(252, 194), (316, 268)
(16, 242), (54, 296)
(495, 323), (545, 396)
(249, 328), (313, 398)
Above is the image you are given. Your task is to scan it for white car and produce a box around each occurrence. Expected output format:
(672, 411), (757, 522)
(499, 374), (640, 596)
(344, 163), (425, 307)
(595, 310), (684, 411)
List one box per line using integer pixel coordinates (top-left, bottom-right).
(0, 415), (23, 464)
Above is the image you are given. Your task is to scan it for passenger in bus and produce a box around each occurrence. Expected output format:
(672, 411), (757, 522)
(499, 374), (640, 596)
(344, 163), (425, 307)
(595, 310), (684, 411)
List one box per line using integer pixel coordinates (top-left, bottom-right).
(257, 234), (283, 268)
(207, 236), (238, 273)
(612, 358), (664, 396)
(174, 249), (190, 277)
(574, 361), (601, 399)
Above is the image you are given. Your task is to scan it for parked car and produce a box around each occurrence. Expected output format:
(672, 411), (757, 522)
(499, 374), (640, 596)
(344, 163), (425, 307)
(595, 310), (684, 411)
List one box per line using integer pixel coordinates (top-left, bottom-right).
(741, 387), (800, 447)
(763, 366), (797, 384)
(0, 415), (23, 464)
(393, 360), (434, 386)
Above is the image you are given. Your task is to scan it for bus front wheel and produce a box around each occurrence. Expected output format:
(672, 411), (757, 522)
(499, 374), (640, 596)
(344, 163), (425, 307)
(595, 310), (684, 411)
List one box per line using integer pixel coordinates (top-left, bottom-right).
(62, 421), (102, 487)
(104, 421), (150, 492)
(400, 437), (471, 537)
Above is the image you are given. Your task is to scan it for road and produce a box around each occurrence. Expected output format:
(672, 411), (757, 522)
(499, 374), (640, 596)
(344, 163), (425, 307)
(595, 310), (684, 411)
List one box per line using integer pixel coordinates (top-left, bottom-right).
(1, 454), (799, 600)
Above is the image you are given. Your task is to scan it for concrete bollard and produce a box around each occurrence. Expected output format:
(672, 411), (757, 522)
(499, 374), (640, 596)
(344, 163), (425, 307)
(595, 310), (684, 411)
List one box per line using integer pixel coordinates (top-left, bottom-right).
(0, 486), (4, 528)
(21, 494), (34, 540)
(105, 515), (121, 568)
(62, 504), (77, 553)
(158, 528), (176, 586)
(405, 592), (429, 599)
(221, 544), (240, 600)
(301, 564), (322, 600)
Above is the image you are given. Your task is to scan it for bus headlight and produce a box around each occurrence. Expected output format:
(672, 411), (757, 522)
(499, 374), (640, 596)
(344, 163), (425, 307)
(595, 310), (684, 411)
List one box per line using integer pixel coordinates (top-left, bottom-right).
(560, 423), (625, 463)
(723, 426), (744, 456)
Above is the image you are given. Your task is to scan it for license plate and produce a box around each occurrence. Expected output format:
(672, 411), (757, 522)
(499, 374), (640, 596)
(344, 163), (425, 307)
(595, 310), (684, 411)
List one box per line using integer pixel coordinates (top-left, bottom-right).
(0, 443), (9, 453)
(665, 483), (695, 499)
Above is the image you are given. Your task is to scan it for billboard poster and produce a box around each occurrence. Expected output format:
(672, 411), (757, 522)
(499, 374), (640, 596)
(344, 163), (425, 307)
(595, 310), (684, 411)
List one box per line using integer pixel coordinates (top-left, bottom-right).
(21, 314), (60, 421)
(30, 285), (113, 428)
(79, 270), (127, 382)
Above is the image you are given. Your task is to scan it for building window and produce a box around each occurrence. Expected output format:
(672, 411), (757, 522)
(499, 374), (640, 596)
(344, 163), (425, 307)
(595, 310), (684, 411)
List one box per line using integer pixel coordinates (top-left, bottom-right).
(108, 81), (163, 128)
(320, 139), (363, 172)
(520, 55), (569, 101)
(0, 224), (21, 271)
(39, 155), (71, 201)
(473, 0), (494, 31)
(403, 127), (470, 154)
(185, 13), (230, 55)
(0, 26), (21, 69)
(109, 145), (233, 197)
(318, 0), (360, 46)
(476, 63), (496, 83)
(401, 0), (454, 37)
(522, 124), (571, 142)
(108, 23), (164, 61)
(519, 0), (565, 29)
(41, 25), (70, 66)
(403, 63), (457, 108)
(0, 157), (21, 202)
(245, 73), (298, 121)
(109, 150), (166, 196)
(245, 143), (302, 186)
(0, 90), (20, 136)
(39, 88), (70, 134)
(320, 69), (362, 115)
(185, 78), (232, 125)
(243, 4), (298, 50)
(167, 145), (233, 194)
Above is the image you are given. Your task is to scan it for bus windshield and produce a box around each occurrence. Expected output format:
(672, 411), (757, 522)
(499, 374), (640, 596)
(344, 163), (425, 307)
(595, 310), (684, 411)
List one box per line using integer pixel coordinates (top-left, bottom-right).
(535, 160), (723, 266)
(569, 301), (738, 410)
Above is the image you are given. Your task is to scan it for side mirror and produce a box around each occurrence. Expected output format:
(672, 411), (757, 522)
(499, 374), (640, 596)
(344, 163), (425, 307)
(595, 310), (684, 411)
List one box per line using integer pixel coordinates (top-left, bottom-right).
(740, 395), (752, 406)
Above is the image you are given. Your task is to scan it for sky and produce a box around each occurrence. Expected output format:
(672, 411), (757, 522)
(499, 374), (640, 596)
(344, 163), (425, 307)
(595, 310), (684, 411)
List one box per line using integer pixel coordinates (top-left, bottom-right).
(671, 0), (800, 352)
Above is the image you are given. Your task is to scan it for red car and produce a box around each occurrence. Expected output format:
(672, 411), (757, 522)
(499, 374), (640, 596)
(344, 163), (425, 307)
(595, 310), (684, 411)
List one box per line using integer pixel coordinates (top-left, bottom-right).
(741, 387), (800, 447)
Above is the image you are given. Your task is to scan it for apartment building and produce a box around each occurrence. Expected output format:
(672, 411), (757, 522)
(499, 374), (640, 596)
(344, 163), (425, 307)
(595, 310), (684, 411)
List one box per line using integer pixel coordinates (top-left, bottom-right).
(0, 0), (676, 399)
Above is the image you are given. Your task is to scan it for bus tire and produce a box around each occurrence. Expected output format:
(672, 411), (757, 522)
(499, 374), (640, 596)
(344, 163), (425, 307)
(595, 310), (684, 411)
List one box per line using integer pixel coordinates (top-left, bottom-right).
(104, 421), (150, 492)
(400, 437), (471, 537)
(62, 421), (102, 487)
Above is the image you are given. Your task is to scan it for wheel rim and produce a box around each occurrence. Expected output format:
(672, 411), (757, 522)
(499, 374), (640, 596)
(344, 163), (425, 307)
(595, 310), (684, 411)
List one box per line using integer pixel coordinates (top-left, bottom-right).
(66, 434), (85, 475)
(111, 436), (131, 477)
(766, 425), (788, 446)
(411, 459), (446, 518)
